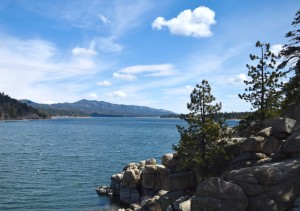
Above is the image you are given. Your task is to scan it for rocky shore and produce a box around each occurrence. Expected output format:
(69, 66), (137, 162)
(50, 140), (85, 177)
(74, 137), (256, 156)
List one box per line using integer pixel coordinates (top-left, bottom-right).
(97, 103), (300, 211)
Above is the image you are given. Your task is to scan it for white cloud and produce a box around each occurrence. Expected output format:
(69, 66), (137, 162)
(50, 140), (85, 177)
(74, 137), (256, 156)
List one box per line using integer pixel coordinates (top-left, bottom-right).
(72, 47), (97, 57)
(152, 6), (216, 38)
(270, 44), (283, 56)
(88, 93), (98, 99)
(97, 80), (112, 86)
(93, 37), (123, 53)
(98, 14), (110, 25)
(113, 72), (137, 81)
(228, 73), (247, 84)
(106, 90), (127, 98)
(118, 64), (177, 77)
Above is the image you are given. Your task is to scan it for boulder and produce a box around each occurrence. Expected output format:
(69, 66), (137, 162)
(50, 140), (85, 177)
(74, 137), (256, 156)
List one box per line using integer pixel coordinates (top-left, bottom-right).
(192, 177), (248, 211)
(159, 191), (188, 211)
(223, 158), (300, 210)
(145, 158), (157, 165)
(142, 165), (157, 189)
(283, 132), (300, 155)
(173, 196), (191, 211)
(262, 136), (283, 156)
(120, 187), (140, 204)
(241, 136), (265, 152)
(121, 169), (141, 188)
(154, 165), (171, 191)
(162, 153), (177, 169)
(167, 171), (196, 191)
(123, 163), (139, 171)
(281, 101), (300, 121)
(257, 127), (272, 137)
(229, 152), (269, 170)
(263, 117), (296, 139)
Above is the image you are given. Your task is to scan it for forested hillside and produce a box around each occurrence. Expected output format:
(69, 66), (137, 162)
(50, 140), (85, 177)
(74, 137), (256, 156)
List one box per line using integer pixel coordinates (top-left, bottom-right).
(0, 93), (47, 120)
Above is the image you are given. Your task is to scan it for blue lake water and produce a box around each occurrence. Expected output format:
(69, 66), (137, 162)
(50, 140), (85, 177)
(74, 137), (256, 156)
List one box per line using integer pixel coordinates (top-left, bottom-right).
(0, 117), (239, 210)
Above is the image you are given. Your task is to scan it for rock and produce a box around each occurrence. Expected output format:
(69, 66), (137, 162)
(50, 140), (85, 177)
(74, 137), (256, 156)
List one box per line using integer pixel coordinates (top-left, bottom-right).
(162, 153), (177, 169)
(120, 187), (140, 204)
(159, 191), (188, 211)
(229, 152), (269, 170)
(145, 158), (157, 165)
(192, 177), (248, 211)
(247, 194), (277, 211)
(167, 171), (196, 191)
(223, 158), (300, 210)
(130, 203), (141, 210)
(263, 117), (296, 139)
(283, 132), (300, 155)
(121, 169), (141, 188)
(173, 196), (191, 211)
(111, 173), (124, 194)
(142, 165), (157, 189)
(281, 101), (300, 121)
(154, 165), (171, 191)
(123, 163), (139, 171)
(258, 127), (272, 137)
(262, 136), (282, 156)
(140, 195), (161, 211)
(242, 136), (265, 152)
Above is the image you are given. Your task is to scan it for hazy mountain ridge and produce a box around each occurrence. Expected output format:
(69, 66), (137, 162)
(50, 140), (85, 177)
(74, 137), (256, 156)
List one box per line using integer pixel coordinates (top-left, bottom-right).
(21, 99), (176, 117)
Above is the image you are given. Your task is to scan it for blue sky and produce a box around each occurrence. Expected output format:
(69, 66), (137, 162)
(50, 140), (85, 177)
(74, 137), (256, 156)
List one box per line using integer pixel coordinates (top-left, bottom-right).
(0, 0), (298, 113)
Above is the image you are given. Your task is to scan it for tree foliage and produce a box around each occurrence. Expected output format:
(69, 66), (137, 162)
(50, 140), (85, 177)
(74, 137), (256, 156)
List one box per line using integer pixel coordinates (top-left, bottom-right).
(239, 41), (285, 121)
(173, 80), (231, 177)
(279, 9), (300, 107)
(0, 92), (47, 120)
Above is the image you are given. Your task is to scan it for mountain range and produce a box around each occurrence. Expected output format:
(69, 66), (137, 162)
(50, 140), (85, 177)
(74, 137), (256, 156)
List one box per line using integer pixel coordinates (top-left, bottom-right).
(21, 99), (176, 117)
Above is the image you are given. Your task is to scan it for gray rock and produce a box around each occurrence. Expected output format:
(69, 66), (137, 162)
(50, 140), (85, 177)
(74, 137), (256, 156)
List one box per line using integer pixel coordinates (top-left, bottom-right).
(263, 117), (296, 139)
(262, 136), (282, 156)
(192, 177), (248, 211)
(283, 132), (300, 154)
(154, 164), (171, 191)
(162, 153), (177, 169)
(173, 196), (191, 211)
(258, 127), (272, 137)
(145, 158), (157, 165)
(159, 191), (187, 211)
(281, 101), (300, 121)
(242, 136), (265, 152)
(248, 194), (277, 211)
(121, 169), (141, 188)
(142, 165), (157, 189)
(120, 187), (140, 204)
(224, 158), (300, 210)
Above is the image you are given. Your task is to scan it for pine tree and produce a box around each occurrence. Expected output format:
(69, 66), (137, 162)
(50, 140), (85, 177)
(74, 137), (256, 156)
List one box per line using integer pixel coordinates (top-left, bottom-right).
(173, 80), (230, 177)
(239, 41), (285, 121)
(278, 9), (300, 107)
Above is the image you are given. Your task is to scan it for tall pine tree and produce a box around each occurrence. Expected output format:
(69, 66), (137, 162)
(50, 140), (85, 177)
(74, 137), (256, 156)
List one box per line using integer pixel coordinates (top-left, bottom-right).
(174, 80), (230, 177)
(239, 41), (285, 121)
(278, 9), (300, 107)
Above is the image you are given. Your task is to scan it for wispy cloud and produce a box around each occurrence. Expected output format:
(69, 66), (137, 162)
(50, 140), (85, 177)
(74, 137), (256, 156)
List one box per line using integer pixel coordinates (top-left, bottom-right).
(97, 80), (112, 86)
(113, 72), (137, 81)
(106, 90), (127, 98)
(118, 64), (177, 77)
(228, 73), (248, 85)
(152, 6), (216, 38)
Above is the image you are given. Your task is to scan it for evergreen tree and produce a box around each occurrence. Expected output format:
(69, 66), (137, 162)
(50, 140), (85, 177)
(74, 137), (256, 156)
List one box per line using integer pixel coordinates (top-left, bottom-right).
(239, 41), (285, 121)
(278, 9), (300, 107)
(173, 80), (230, 177)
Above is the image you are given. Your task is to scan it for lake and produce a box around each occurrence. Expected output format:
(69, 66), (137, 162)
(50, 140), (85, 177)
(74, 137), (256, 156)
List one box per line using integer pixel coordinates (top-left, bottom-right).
(0, 117), (239, 210)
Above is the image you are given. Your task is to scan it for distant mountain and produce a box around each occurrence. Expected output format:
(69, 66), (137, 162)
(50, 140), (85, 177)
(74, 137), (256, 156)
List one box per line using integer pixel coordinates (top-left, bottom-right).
(21, 99), (176, 117)
(0, 93), (47, 120)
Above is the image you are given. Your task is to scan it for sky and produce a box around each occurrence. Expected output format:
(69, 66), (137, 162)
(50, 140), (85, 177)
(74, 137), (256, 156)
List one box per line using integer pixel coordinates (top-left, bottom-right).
(0, 0), (298, 113)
